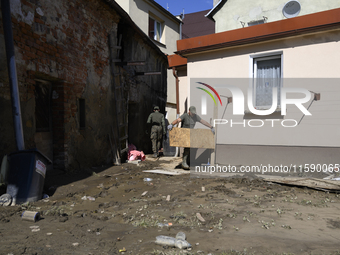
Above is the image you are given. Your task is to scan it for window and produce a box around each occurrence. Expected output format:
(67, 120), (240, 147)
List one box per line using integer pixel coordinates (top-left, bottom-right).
(252, 54), (282, 109)
(149, 16), (163, 42)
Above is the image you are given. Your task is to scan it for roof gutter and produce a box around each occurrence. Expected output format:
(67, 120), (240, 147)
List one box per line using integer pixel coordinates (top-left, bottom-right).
(177, 8), (340, 56)
(205, 0), (223, 21)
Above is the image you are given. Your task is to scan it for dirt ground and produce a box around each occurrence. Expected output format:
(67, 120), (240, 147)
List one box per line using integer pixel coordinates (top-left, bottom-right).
(1, 156), (340, 255)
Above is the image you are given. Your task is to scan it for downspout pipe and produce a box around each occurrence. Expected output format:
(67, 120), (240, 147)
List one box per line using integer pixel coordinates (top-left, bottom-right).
(1, 0), (25, 150)
(172, 67), (179, 157)
(172, 67), (180, 116)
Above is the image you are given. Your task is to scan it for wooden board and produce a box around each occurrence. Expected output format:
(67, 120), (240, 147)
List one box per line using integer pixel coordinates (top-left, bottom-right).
(262, 177), (340, 191)
(169, 127), (215, 149)
(143, 169), (189, 176)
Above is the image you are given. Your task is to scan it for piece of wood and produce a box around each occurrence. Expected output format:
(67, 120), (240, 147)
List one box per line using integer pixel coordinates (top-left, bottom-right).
(169, 127), (215, 149)
(262, 177), (340, 191)
(143, 169), (189, 176)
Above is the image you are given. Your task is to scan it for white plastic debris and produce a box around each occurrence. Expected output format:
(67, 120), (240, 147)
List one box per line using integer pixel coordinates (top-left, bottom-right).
(155, 235), (191, 249)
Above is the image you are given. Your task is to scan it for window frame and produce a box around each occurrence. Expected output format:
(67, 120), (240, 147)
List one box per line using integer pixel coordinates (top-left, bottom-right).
(250, 52), (283, 109)
(148, 15), (163, 43)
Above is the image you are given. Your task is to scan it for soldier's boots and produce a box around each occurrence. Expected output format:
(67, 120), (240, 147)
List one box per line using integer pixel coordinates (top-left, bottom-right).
(182, 154), (190, 170)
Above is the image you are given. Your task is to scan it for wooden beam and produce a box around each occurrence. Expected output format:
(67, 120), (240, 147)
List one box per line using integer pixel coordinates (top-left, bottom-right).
(117, 61), (146, 66)
(135, 71), (161, 76)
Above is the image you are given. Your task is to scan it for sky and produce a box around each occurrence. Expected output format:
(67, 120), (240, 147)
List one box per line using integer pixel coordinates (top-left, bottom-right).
(154, 0), (214, 16)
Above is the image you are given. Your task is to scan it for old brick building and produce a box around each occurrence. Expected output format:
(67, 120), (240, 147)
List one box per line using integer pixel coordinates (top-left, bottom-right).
(0, 0), (167, 171)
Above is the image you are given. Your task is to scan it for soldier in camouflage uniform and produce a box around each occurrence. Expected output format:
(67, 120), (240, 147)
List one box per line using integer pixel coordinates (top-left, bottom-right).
(147, 106), (166, 158)
(167, 106), (215, 170)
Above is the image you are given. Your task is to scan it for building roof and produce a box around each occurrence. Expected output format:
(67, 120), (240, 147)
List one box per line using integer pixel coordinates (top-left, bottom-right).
(205, 0), (226, 21)
(182, 10), (215, 39)
(147, 0), (182, 24)
(176, 7), (340, 56)
(167, 54), (187, 68)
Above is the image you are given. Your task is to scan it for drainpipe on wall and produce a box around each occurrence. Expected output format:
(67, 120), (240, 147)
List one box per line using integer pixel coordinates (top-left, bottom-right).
(172, 67), (179, 157)
(1, 0), (25, 151)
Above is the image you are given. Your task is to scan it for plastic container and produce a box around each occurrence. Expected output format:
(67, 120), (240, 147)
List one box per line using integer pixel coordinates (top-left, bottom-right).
(155, 234), (191, 249)
(176, 231), (186, 240)
(155, 235), (176, 246)
(6, 148), (52, 204)
(157, 223), (172, 228)
(174, 239), (192, 249)
(143, 178), (153, 182)
(21, 211), (40, 222)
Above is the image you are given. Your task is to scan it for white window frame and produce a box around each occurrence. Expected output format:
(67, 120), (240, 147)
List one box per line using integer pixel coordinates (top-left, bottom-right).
(149, 16), (163, 43)
(249, 52), (283, 109)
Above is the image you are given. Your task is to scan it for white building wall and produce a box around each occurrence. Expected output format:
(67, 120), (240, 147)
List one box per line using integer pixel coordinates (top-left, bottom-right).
(213, 0), (340, 32)
(186, 30), (340, 148)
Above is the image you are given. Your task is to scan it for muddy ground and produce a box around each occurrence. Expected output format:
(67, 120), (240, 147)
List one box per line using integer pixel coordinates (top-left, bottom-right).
(1, 156), (340, 255)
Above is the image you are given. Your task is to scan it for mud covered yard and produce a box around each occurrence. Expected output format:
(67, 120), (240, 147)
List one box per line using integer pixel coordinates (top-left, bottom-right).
(1, 157), (340, 255)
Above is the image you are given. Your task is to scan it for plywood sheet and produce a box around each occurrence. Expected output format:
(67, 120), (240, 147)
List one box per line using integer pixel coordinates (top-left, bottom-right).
(169, 127), (215, 149)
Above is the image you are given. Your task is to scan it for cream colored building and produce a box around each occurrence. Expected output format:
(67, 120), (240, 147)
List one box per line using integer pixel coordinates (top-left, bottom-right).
(171, 7), (340, 166)
(208, 0), (340, 33)
(115, 0), (182, 121)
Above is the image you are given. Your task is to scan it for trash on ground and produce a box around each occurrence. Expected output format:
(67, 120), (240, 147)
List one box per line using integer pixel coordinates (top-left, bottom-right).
(143, 178), (153, 182)
(128, 143), (145, 161)
(196, 213), (205, 222)
(22, 211), (40, 222)
(141, 191), (148, 196)
(157, 222), (172, 227)
(155, 233), (191, 249)
(143, 169), (188, 176)
(81, 196), (95, 201)
(175, 231), (186, 240)
(0, 193), (12, 206)
(166, 195), (171, 201)
(202, 187), (205, 192)
(126, 160), (141, 164)
(119, 247), (126, 252)
(262, 177), (340, 192)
